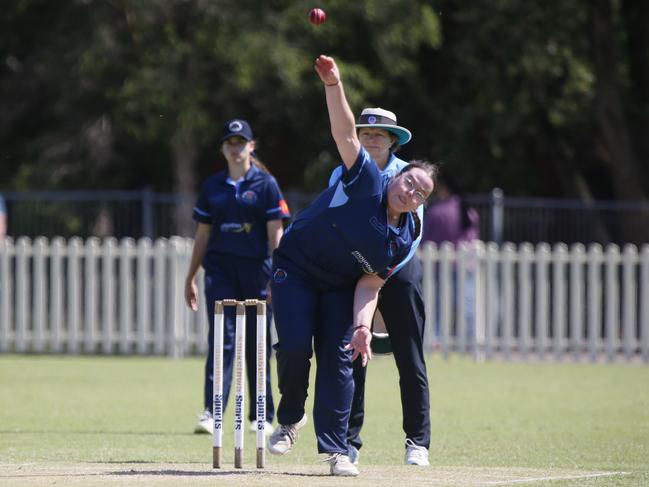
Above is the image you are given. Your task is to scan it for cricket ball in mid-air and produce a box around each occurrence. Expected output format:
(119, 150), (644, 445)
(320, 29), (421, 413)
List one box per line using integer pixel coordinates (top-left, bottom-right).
(308, 8), (326, 25)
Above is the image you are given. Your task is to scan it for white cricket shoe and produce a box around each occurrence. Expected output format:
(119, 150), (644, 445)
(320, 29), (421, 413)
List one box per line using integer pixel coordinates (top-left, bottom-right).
(194, 409), (214, 435)
(325, 453), (359, 476)
(249, 420), (275, 436)
(267, 414), (307, 455)
(405, 438), (429, 466)
(348, 444), (360, 465)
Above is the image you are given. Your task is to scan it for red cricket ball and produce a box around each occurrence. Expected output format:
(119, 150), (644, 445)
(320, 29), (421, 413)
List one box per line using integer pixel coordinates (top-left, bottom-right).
(308, 8), (326, 25)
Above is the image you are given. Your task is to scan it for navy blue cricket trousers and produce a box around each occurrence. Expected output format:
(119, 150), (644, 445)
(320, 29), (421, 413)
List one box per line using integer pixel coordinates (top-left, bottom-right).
(347, 257), (431, 449)
(203, 254), (275, 423)
(271, 258), (355, 454)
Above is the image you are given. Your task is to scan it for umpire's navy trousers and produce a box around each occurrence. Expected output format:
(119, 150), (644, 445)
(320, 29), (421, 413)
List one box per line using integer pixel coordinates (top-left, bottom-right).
(348, 257), (431, 449)
(271, 257), (355, 454)
(203, 254), (275, 423)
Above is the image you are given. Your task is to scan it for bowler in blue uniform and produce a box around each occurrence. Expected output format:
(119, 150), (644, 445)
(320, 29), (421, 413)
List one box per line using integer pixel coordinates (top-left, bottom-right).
(266, 55), (436, 477)
(185, 119), (290, 435)
(329, 107), (432, 466)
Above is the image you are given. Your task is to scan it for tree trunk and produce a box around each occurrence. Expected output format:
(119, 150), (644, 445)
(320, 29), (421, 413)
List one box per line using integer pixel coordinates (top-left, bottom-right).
(589, 0), (649, 243)
(171, 130), (197, 237)
(622, 0), (649, 187)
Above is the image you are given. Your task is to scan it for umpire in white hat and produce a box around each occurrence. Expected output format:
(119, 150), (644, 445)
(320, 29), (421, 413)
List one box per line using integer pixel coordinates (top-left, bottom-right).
(327, 107), (431, 466)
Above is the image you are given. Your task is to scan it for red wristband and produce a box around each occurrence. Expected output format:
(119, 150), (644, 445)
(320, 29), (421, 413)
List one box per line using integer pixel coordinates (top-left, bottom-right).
(354, 324), (369, 331)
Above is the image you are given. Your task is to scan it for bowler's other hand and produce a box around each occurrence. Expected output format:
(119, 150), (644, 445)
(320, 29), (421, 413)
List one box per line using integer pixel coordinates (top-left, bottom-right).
(345, 325), (373, 367)
(314, 55), (340, 86)
(185, 277), (198, 311)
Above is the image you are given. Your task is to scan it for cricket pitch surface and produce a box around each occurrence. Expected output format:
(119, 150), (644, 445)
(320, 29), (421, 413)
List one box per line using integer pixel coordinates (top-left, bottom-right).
(0, 462), (626, 487)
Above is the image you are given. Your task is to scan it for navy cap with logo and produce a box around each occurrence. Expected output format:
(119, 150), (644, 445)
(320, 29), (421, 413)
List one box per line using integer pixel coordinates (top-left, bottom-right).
(222, 119), (253, 142)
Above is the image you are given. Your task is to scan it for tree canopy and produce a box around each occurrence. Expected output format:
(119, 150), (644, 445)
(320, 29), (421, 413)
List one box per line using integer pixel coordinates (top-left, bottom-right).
(1, 0), (648, 203)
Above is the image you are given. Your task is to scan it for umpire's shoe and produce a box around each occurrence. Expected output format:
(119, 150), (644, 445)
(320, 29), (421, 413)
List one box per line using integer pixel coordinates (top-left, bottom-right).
(267, 414), (307, 455)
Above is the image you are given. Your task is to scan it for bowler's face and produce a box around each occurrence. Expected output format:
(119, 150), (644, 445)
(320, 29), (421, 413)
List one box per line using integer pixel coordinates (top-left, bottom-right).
(387, 168), (434, 214)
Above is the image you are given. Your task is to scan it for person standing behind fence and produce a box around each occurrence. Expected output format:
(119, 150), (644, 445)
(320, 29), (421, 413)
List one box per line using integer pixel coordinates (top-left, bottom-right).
(185, 119), (291, 435)
(0, 193), (7, 239)
(327, 108), (432, 466)
(422, 175), (480, 338)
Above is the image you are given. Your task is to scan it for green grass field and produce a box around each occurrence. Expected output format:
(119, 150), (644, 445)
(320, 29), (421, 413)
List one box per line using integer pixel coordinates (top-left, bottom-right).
(0, 354), (648, 486)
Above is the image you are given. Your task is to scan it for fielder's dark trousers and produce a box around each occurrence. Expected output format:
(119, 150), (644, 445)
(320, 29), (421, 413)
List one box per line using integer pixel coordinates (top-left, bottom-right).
(347, 257), (431, 449)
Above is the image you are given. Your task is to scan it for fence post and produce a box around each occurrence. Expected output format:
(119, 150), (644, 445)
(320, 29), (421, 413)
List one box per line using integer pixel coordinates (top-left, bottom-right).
(490, 188), (504, 244)
(84, 238), (100, 353)
(535, 243), (551, 359)
(15, 237), (30, 353)
(622, 244), (638, 360)
(501, 243), (516, 360)
(50, 237), (65, 353)
(0, 238), (11, 352)
(484, 242), (499, 360)
(472, 241), (486, 363)
(153, 238), (168, 355)
(68, 237), (83, 354)
(169, 237), (186, 358)
(136, 238), (152, 355)
(585, 244), (601, 362)
(420, 243), (437, 353)
(570, 243), (587, 360)
(518, 242), (534, 361)
(33, 237), (47, 353)
(552, 243), (568, 360)
(641, 245), (649, 363)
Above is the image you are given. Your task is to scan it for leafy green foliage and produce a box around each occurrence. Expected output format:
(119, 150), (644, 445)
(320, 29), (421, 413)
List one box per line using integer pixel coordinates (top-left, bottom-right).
(0, 1), (647, 201)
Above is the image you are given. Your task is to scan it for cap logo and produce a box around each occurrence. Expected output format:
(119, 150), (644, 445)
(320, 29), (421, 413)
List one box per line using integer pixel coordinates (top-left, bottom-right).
(368, 116), (377, 124)
(228, 120), (243, 132)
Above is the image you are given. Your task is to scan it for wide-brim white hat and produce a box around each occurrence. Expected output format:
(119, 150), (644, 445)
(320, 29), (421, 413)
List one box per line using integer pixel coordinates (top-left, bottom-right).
(356, 107), (412, 146)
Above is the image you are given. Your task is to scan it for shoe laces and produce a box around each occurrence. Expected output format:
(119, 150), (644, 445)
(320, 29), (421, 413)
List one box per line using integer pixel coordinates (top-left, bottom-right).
(278, 424), (298, 445)
(198, 410), (212, 421)
(405, 439), (428, 458)
(323, 452), (347, 465)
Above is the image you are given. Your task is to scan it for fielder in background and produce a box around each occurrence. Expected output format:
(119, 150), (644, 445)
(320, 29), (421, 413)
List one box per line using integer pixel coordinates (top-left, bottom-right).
(267, 54), (436, 477)
(328, 108), (432, 466)
(185, 119), (291, 436)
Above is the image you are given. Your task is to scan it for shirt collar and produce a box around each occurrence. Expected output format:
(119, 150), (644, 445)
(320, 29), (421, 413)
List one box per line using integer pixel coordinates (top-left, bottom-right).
(222, 164), (261, 185)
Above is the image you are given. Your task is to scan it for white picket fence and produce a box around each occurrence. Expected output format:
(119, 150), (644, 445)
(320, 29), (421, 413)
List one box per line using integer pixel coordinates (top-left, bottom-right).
(1, 237), (648, 362)
(0, 236), (207, 358)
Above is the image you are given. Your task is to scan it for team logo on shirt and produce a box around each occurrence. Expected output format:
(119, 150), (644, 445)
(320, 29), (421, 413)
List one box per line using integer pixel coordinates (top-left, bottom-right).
(229, 120), (243, 132)
(273, 268), (288, 283)
(220, 222), (253, 233)
(351, 251), (377, 275)
(240, 190), (258, 204)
